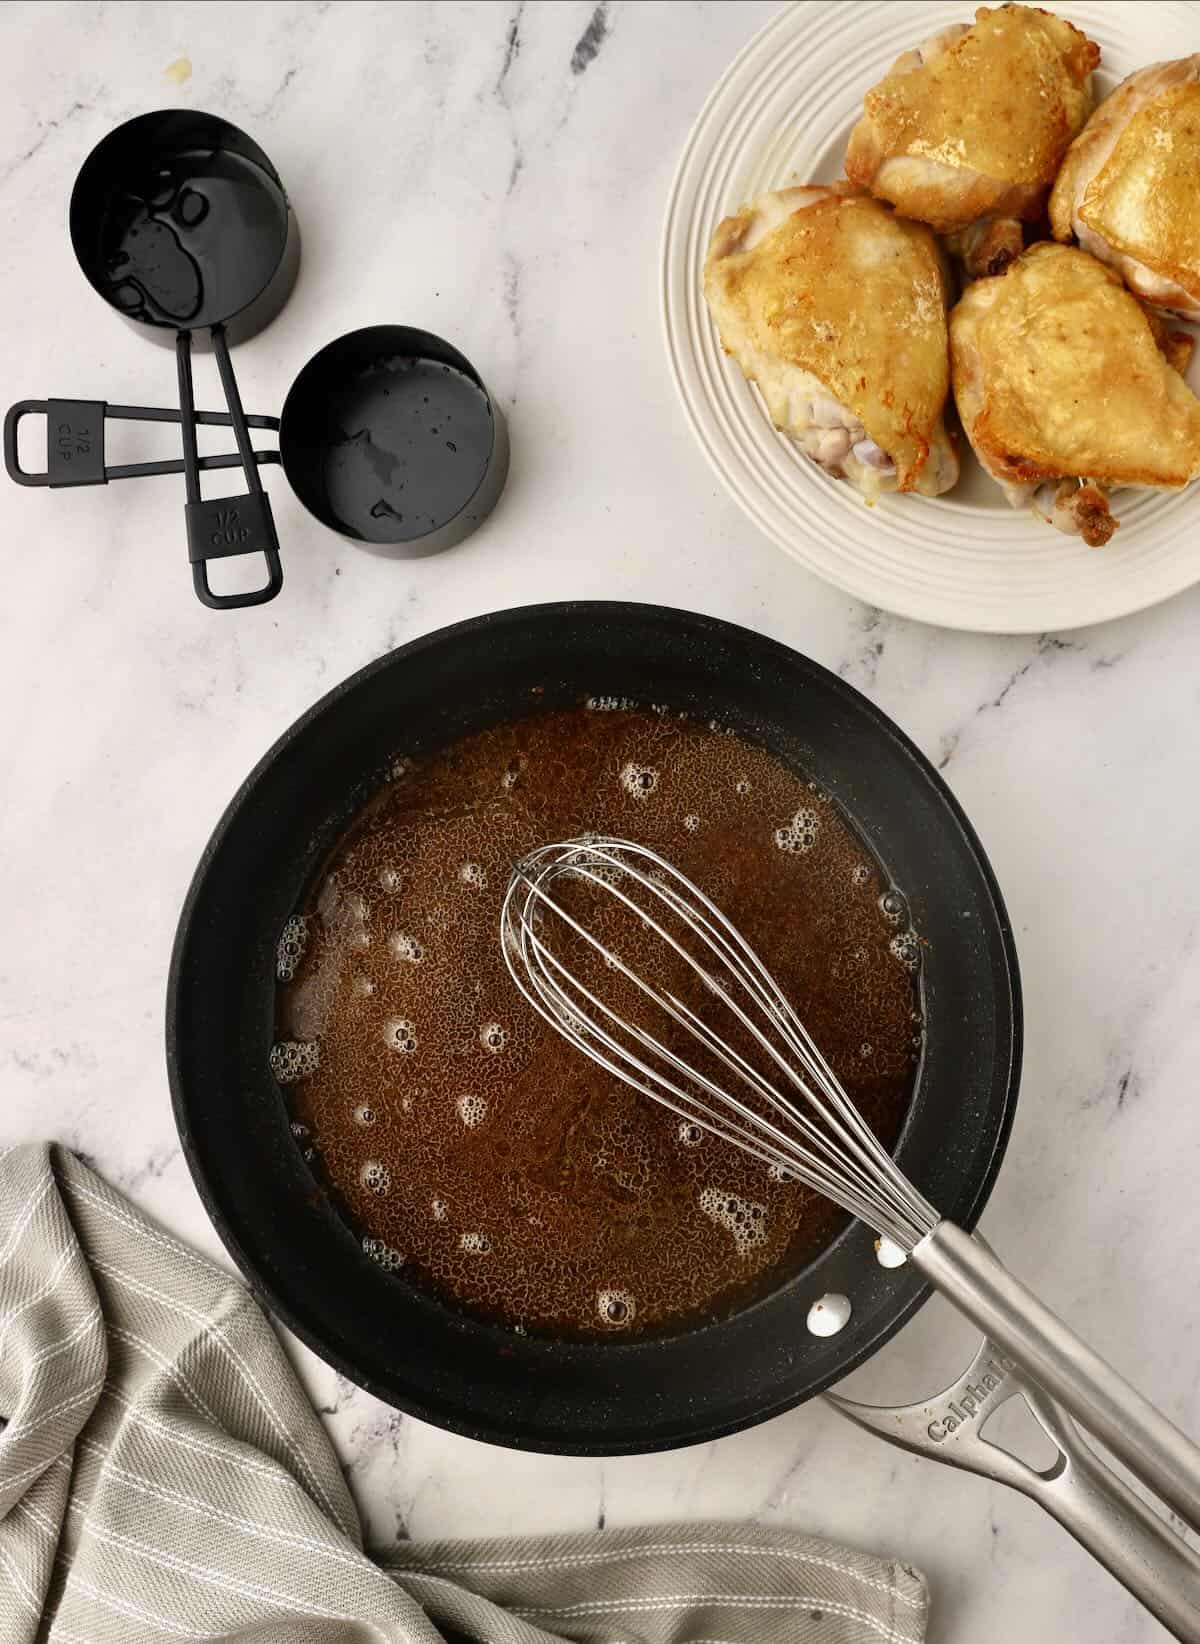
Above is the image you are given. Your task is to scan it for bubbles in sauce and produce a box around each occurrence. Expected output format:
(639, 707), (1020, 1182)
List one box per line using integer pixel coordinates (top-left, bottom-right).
(275, 704), (921, 1338)
(456, 1093), (488, 1128)
(384, 1018), (418, 1054)
(620, 762), (660, 800)
(479, 1023), (508, 1053)
(360, 1160), (391, 1196)
(363, 1236), (404, 1272)
(276, 916), (309, 982)
(774, 807), (820, 855)
(269, 1040), (320, 1082)
(598, 1288), (637, 1327)
(699, 1186), (770, 1253)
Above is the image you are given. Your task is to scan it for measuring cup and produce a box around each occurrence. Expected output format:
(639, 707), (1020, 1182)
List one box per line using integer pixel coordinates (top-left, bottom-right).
(8, 110), (300, 607)
(7, 326), (510, 599)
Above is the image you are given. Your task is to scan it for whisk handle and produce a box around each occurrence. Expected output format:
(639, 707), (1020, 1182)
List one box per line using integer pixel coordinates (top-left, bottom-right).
(1035, 1415), (1200, 1642)
(914, 1221), (1200, 1535)
(828, 1334), (1200, 1641)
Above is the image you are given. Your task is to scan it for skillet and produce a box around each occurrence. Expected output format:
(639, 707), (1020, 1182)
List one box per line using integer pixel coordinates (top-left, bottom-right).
(167, 602), (1020, 1454)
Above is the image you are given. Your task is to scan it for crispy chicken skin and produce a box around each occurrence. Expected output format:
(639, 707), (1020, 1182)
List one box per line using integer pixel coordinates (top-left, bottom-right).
(846, 6), (1098, 237)
(1049, 56), (1200, 318)
(703, 186), (958, 499)
(950, 242), (1200, 545)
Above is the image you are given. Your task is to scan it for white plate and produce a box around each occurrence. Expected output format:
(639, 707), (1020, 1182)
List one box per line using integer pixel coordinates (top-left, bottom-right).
(661, 0), (1200, 633)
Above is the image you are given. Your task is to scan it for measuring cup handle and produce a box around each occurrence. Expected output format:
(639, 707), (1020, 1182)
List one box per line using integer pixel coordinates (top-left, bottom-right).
(4, 399), (280, 487)
(188, 493), (284, 609)
(5, 402), (48, 485)
(5, 400), (106, 487)
(176, 328), (284, 609)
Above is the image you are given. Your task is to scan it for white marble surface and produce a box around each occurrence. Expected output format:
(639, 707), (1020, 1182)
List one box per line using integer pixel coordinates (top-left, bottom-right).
(2, 3), (1199, 1641)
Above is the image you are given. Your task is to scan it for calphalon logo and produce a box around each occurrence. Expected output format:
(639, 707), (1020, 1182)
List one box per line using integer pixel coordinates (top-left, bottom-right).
(927, 1353), (1015, 1441)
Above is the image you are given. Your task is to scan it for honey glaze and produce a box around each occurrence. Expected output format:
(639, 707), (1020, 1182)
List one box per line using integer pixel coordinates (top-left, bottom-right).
(276, 704), (922, 1338)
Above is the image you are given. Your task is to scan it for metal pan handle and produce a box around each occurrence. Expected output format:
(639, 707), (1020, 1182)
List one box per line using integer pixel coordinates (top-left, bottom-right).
(913, 1223), (1200, 1534)
(4, 398), (279, 487)
(828, 1336), (1200, 1642)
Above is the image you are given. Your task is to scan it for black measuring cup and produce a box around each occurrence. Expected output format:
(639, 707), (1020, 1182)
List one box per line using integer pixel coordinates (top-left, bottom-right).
(5, 110), (299, 608)
(7, 326), (510, 588)
(272, 326), (510, 555)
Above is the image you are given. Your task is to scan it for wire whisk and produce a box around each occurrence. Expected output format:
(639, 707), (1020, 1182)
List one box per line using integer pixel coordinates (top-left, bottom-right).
(502, 836), (1200, 1639)
(502, 834), (934, 1252)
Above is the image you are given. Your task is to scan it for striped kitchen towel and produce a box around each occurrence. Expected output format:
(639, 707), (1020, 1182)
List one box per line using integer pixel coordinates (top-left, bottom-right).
(0, 1142), (928, 1643)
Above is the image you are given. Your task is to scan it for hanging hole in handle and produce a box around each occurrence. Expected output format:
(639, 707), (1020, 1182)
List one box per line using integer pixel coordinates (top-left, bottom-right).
(200, 551), (281, 604)
(4, 400), (109, 487)
(192, 547), (283, 609)
(979, 1389), (1064, 1477)
(5, 402), (51, 485)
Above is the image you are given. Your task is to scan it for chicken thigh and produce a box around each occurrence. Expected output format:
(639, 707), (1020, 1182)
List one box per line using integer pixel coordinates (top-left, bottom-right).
(1049, 56), (1200, 319)
(703, 186), (958, 499)
(950, 242), (1200, 545)
(846, 5), (1098, 273)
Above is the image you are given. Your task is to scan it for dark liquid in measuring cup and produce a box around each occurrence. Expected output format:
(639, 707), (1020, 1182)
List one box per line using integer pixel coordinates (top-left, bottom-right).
(274, 705), (924, 1338)
(99, 148), (288, 328)
(320, 358), (494, 544)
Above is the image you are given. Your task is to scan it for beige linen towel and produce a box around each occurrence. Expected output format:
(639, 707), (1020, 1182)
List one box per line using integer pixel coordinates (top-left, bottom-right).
(0, 1142), (928, 1643)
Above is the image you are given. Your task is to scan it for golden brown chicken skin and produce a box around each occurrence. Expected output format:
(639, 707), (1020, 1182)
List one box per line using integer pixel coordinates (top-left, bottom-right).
(846, 4), (1098, 256)
(1050, 56), (1200, 318)
(950, 243), (1200, 545)
(703, 186), (958, 499)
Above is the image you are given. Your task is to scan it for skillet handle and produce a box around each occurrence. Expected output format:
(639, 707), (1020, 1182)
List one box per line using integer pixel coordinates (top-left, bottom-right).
(913, 1222), (1200, 1533)
(827, 1337), (1200, 1643)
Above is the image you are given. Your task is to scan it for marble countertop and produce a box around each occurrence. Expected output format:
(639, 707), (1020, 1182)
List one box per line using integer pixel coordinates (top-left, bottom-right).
(2, 4), (1198, 1640)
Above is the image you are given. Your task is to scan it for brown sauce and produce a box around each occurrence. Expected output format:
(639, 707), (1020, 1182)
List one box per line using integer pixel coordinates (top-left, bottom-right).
(275, 704), (921, 1337)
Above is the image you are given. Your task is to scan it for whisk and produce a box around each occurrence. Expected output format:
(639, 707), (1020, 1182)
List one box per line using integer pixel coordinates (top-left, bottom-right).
(502, 836), (1200, 1641)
